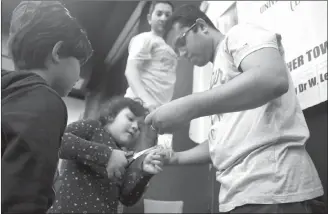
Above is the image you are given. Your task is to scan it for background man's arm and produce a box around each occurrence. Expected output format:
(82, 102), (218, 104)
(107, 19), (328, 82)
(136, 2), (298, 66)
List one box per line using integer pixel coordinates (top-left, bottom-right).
(125, 60), (156, 107)
(125, 35), (157, 108)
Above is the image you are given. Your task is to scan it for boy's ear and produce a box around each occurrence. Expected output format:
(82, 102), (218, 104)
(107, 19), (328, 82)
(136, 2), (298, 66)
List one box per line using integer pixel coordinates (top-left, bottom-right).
(196, 18), (209, 34)
(51, 41), (64, 63)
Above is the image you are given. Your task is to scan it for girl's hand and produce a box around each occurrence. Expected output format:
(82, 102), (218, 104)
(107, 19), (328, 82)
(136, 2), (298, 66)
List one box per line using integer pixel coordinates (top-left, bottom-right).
(142, 151), (164, 175)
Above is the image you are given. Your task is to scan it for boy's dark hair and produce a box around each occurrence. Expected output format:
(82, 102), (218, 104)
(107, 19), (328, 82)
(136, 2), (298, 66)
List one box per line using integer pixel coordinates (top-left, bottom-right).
(9, 1), (93, 70)
(148, 1), (174, 15)
(163, 4), (217, 40)
(99, 97), (148, 126)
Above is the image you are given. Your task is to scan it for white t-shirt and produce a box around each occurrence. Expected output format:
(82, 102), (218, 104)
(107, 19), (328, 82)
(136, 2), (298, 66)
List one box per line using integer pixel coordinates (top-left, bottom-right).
(125, 32), (177, 106)
(209, 23), (323, 212)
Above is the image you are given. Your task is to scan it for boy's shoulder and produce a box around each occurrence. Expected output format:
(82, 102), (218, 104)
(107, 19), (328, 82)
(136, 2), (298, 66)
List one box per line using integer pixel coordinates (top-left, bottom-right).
(2, 70), (67, 120)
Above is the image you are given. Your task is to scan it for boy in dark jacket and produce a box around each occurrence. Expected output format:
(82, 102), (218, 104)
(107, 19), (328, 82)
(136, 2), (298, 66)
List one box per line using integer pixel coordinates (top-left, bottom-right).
(1, 1), (93, 213)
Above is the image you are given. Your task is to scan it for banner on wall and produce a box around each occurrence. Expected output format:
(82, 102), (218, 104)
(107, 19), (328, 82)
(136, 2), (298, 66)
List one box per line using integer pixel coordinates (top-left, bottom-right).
(237, 1), (327, 109)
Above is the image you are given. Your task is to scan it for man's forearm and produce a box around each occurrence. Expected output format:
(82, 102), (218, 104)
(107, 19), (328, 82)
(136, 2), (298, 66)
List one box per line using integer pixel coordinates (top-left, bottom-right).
(172, 66), (288, 123)
(170, 141), (211, 165)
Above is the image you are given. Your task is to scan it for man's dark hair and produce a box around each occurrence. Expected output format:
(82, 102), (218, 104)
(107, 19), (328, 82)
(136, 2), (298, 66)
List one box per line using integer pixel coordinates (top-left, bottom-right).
(148, 1), (174, 15)
(99, 97), (147, 126)
(163, 4), (217, 40)
(9, 1), (93, 70)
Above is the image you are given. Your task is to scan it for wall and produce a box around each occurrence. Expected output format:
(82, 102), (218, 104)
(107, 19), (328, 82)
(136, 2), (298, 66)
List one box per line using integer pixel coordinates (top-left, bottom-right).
(189, 63), (212, 144)
(1, 34), (15, 71)
(303, 101), (328, 207)
(1, 55), (15, 71)
(62, 96), (86, 124)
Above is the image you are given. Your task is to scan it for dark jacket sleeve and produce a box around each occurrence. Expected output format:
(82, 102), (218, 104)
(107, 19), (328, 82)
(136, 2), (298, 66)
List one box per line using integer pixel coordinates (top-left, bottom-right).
(1, 88), (67, 213)
(119, 154), (154, 206)
(58, 119), (113, 167)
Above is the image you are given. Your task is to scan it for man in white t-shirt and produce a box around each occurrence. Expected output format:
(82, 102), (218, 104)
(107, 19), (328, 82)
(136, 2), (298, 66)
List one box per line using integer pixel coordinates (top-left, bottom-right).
(125, 1), (177, 150)
(125, 1), (177, 109)
(145, 4), (325, 213)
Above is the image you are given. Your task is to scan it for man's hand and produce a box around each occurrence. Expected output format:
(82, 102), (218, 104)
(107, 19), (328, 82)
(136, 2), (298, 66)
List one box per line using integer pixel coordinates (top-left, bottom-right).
(142, 151), (164, 175)
(144, 99), (191, 134)
(154, 147), (177, 165)
(106, 149), (128, 182)
(164, 151), (179, 165)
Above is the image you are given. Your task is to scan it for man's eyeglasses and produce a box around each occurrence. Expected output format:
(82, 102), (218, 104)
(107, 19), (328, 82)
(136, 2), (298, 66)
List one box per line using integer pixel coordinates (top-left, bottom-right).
(174, 21), (197, 56)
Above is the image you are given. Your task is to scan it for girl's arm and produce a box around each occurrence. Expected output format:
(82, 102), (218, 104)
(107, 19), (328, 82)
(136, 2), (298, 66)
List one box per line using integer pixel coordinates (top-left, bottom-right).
(58, 119), (112, 167)
(118, 154), (153, 206)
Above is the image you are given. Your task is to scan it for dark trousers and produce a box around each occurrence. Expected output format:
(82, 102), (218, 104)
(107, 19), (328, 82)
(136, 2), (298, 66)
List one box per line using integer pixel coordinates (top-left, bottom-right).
(229, 198), (326, 213)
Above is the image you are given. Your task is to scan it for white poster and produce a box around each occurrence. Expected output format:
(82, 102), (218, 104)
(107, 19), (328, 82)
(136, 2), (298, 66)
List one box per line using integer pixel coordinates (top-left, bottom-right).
(237, 1), (327, 109)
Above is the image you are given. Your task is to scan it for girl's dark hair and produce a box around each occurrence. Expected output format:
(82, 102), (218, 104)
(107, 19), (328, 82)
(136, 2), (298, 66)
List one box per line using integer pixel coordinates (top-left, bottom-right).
(9, 1), (93, 70)
(98, 97), (148, 126)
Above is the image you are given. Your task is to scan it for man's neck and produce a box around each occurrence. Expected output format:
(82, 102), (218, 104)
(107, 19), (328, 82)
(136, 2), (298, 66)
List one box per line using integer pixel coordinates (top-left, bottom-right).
(210, 30), (225, 63)
(151, 29), (164, 38)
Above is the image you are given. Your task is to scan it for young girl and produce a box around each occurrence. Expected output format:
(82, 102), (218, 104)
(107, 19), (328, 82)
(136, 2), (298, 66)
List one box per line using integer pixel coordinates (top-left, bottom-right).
(48, 97), (163, 214)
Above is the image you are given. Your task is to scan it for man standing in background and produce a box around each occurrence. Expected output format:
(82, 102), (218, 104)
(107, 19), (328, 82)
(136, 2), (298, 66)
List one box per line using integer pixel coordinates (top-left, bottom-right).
(125, 1), (177, 150)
